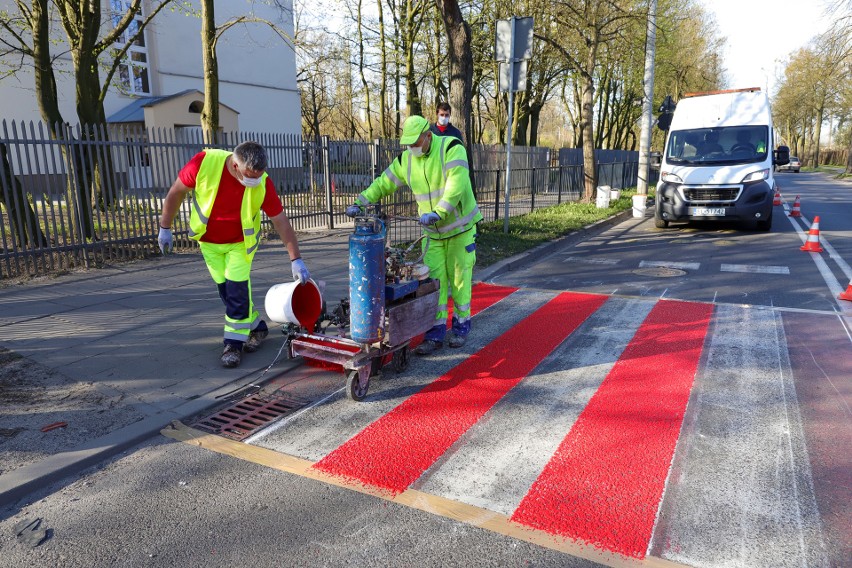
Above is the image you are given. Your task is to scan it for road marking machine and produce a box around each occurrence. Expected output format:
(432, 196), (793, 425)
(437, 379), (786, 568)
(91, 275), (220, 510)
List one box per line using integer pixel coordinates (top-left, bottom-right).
(265, 212), (439, 401)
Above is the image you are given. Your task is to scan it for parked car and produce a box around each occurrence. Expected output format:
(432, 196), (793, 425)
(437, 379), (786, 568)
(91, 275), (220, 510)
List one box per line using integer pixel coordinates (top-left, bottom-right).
(778, 156), (801, 172)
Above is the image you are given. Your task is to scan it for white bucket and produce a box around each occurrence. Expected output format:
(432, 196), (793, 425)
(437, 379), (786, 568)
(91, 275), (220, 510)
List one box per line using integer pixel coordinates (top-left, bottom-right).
(610, 188), (621, 200)
(264, 279), (323, 328)
(596, 185), (611, 209)
(632, 194), (647, 218)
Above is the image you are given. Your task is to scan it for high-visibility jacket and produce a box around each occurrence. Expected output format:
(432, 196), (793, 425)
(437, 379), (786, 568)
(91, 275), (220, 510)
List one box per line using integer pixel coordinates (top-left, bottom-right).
(188, 149), (267, 260)
(356, 136), (481, 239)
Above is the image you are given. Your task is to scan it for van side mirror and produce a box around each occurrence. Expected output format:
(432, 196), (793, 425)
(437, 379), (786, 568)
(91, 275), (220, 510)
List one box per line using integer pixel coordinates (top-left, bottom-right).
(774, 145), (790, 166)
(650, 151), (662, 167)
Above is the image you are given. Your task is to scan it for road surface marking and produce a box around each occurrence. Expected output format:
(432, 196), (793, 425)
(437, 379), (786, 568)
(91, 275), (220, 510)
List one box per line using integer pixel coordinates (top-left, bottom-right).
(784, 214), (850, 314)
(312, 292), (608, 494)
(562, 256), (621, 265)
(511, 300), (713, 559)
(163, 421), (692, 568)
(639, 261), (701, 271)
(720, 264), (791, 275)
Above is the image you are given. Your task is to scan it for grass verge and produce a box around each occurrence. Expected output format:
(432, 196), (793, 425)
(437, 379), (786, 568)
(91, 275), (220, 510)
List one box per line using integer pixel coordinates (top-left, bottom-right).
(475, 189), (641, 268)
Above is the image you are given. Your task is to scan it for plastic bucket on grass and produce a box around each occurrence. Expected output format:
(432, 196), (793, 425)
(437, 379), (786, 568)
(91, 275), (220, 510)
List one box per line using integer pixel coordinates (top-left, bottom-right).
(265, 279), (323, 329)
(596, 186), (611, 209)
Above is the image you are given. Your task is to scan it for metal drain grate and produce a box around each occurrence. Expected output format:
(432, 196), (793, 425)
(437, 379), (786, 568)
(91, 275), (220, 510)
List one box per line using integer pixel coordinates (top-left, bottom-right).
(191, 393), (306, 441)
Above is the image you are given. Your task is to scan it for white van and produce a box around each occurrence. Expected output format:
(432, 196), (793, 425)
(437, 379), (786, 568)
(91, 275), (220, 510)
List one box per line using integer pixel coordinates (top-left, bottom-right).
(654, 87), (790, 231)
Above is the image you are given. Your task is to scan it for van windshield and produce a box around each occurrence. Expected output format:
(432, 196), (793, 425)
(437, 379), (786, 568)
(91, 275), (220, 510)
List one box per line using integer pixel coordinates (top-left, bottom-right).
(666, 125), (769, 165)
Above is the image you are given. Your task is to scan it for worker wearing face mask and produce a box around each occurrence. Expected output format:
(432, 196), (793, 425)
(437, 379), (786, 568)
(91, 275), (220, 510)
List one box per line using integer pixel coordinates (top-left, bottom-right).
(346, 115), (482, 355)
(158, 141), (310, 368)
(430, 102), (464, 141)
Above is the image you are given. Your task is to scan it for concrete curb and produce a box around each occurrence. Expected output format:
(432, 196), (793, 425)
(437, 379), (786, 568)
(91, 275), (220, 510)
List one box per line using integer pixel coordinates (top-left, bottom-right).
(474, 208), (638, 283)
(0, 358), (302, 509)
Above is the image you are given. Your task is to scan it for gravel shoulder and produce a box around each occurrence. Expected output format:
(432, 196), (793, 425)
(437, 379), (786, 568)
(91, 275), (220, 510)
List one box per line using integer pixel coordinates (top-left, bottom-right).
(0, 347), (145, 476)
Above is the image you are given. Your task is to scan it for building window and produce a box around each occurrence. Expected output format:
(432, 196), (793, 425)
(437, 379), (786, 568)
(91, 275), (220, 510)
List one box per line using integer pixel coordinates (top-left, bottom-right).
(112, 0), (150, 95)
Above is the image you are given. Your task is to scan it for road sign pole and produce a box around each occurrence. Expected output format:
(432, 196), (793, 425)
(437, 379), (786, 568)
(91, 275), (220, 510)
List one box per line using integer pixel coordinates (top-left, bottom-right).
(503, 17), (516, 234)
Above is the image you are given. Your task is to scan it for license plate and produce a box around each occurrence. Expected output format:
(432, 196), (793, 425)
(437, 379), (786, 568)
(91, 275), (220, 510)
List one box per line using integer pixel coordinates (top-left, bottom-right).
(690, 207), (725, 216)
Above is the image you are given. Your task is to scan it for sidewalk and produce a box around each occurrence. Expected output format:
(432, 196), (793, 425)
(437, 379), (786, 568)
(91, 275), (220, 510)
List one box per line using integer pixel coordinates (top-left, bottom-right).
(0, 210), (631, 508)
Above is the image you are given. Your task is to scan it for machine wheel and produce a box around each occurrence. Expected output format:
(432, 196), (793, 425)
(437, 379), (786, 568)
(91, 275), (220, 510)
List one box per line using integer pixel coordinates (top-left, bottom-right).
(346, 370), (369, 401)
(392, 346), (410, 373)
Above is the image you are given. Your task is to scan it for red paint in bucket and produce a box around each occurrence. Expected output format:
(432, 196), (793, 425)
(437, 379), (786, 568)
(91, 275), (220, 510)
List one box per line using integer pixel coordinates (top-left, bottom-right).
(290, 282), (322, 330)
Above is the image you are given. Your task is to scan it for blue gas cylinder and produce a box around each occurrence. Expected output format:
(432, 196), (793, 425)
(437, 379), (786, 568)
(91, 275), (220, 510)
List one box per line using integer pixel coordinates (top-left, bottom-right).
(349, 218), (386, 344)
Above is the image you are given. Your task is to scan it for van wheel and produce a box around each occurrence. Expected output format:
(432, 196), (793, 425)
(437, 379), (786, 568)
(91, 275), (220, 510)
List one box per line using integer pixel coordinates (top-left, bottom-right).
(654, 209), (669, 228)
(755, 209), (772, 231)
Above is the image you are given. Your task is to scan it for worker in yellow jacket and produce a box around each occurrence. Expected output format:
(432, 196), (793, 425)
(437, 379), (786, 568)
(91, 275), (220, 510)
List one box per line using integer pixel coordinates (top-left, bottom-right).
(346, 115), (482, 355)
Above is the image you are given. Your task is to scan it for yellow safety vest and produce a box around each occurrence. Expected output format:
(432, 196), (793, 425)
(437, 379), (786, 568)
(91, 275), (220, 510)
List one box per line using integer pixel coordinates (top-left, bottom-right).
(358, 136), (481, 239)
(188, 149), (267, 260)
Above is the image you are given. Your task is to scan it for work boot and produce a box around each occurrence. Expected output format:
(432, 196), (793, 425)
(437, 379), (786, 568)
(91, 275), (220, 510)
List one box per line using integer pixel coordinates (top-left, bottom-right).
(221, 343), (243, 368)
(414, 339), (442, 356)
(244, 326), (269, 353)
(448, 333), (467, 348)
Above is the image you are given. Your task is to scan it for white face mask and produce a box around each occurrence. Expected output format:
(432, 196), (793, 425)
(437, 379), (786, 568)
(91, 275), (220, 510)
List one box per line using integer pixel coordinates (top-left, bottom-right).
(409, 145), (424, 158)
(437, 116), (450, 127)
(240, 176), (263, 188)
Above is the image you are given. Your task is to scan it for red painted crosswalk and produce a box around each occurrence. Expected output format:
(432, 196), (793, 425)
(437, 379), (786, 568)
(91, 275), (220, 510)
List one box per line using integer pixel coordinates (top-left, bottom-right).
(312, 291), (608, 494)
(510, 299), (713, 558)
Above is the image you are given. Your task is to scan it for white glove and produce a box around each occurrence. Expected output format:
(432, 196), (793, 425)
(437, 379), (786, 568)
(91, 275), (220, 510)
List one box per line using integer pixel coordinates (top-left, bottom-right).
(291, 258), (310, 285)
(158, 226), (173, 255)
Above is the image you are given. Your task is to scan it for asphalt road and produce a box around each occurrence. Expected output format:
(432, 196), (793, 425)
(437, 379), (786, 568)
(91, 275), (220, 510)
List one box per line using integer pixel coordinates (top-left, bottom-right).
(1, 171), (849, 568)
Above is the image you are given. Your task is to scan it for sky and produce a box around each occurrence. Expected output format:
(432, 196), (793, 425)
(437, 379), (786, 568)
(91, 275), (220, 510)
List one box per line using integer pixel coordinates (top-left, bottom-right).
(698, 0), (835, 94)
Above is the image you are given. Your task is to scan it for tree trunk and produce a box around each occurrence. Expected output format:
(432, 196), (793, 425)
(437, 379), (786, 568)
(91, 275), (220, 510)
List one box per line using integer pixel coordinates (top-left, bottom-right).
(435, 0), (475, 196)
(0, 143), (49, 248)
(31, 0), (63, 137)
(812, 107), (823, 167)
(529, 102), (544, 147)
(435, 0), (473, 144)
(580, 70), (597, 201)
(201, 0), (220, 143)
(377, 0), (389, 138)
(356, 0), (373, 139)
(404, 0), (422, 117)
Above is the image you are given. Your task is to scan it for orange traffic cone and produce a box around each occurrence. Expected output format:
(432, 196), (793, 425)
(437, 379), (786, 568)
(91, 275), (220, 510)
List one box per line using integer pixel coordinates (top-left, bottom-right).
(800, 216), (824, 253)
(773, 188), (782, 206)
(789, 195), (801, 217)
(839, 278), (852, 302)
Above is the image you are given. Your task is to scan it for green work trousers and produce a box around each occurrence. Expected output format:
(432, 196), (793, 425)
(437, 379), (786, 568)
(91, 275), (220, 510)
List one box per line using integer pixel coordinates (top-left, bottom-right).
(423, 228), (476, 341)
(200, 242), (261, 346)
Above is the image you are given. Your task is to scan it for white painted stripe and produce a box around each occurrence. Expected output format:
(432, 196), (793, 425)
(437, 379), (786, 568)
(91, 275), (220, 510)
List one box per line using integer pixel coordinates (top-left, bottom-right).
(785, 215), (851, 315)
(720, 264), (791, 275)
(800, 218), (852, 281)
(561, 256), (620, 265)
(639, 260), (701, 270)
(416, 297), (656, 515)
(652, 305), (826, 567)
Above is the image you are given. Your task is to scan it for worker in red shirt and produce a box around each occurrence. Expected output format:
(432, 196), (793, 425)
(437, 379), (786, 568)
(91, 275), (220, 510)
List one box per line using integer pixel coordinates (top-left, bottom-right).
(158, 141), (310, 368)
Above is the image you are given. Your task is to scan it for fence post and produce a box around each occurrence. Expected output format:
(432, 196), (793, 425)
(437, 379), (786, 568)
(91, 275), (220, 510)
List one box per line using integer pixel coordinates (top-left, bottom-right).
(322, 135), (333, 230)
(494, 169), (501, 221)
(557, 165), (563, 204)
(371, 138), (380, 179)
(530, 165), (536, 212)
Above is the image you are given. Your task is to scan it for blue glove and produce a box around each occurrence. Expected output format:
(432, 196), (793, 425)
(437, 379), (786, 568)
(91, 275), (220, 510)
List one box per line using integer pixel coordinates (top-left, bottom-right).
(158, 226), (173, 255)
(345, 204), (362, 218)
(291, 258), (310, 285)
(419, 212), (440, 226)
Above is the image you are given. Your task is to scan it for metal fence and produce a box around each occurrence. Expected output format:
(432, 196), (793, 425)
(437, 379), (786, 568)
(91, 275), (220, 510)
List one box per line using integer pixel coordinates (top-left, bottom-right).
(0, 120), (644, 279)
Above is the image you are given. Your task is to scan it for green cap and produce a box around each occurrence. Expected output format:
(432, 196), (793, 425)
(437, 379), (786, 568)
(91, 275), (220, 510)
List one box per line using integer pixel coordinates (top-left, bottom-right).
(400, 115), (429, 145)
